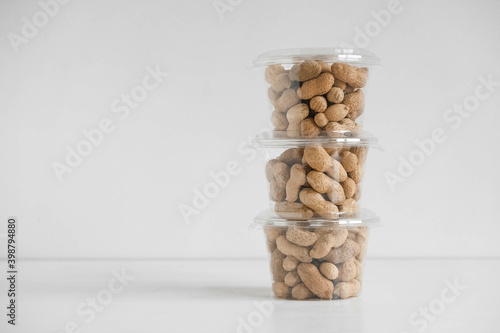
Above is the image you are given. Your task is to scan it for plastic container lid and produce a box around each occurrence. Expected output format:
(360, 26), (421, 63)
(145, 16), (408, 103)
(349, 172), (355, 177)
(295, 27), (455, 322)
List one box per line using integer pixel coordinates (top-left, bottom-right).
(252, 208), (381, 229)
(251, 130), (381, 149)
(252, 47), (381, 68)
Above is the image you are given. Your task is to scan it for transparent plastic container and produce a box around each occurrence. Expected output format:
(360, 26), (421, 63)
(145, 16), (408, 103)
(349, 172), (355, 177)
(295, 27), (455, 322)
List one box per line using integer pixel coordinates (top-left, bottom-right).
(252, 47), (381, 137)
(252, 131), (379, 220)
(253, 208), (379, 300)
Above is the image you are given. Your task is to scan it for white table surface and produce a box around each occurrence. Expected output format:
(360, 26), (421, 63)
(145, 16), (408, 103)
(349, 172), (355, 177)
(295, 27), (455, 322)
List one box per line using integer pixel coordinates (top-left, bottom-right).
(1, 259), (499, 333)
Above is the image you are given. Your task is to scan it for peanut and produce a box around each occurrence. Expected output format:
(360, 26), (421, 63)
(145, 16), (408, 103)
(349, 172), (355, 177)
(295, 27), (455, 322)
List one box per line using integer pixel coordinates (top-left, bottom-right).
(284, 271), (301, 287)
(326, 87), (344, 104)
(309, 96), (327, 112)
(273, 73), (291, 92)
(265, 159), (278, 182)
(347, 231), (357, 241)
(295, 146), (348, 183)
(319, 262), (338, 280)
(334, 279), (361, 299)
(283, 255), (299, 271)
(286, 226), (318, 246)
(353, 183), (362, 201)
(306, 171), (346, 204)
(324, 104), (350, 122)
(273, 281), (291, 298)
(349, 164), (364, 183)
(270, 248), (287, 282)
(314, 113), (329, 127)
(310, 228), (348, 258)
(286, 103), (309, 134)
(299, 188), (339, 219)
(272, 162), (289, 188)
(266, 240), (276, 253)
(297, 263), (334, 299)
(339, 118), (357, 132)
(344, 90), (365, 121)
(322, 239), (360, 264)
(277, 148), (304, 165)
(291, 283), (315, 300)
(274, 88), (300, 112)
(274, 201), (314, 220)
(300, 118), (321, 137)
(333, 78), (347, 90)
(331, 63), (369, 88)
(344, 84), (357, 94)
(336, 258), (356, 282)
(268, 86), (281, 104)
(351, 147), (368, 165)
(318, 61), (332, 73)
(265, 64), (285, 84)
(286, 164), (306, 202)
(303, 146), (334, 172)
(276, 235), (312, 263)
(341, 178), (357, 198)
(265, 65), (291, 92)
(356, 234), (368, 261)
(338, 198), (358, 215)
(271, 110), (288, 131)
(352, 226), (369, 239)
(268, 161), (290, 202)
(325, 159), (348, 182)
(297, 73), (334, 100)
(340, 151), (358, 173)
(289, 60), (322, 82)
(270, 180), (286, 201)
(325, 121), (347, 137)
(264, 226), (284, 242)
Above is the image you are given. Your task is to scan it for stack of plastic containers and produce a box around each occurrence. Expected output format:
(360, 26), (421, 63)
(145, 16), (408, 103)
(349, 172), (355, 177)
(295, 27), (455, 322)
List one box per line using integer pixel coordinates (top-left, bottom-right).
(251, 48), (381, 300)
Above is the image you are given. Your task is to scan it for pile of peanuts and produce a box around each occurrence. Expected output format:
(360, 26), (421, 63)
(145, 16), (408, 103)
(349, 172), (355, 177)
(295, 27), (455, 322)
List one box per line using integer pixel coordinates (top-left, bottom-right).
(254, 51), (378, 300)
(266, 61), (368, 137)
(265, 225), (368, 300)
(266, 145), (367, 219)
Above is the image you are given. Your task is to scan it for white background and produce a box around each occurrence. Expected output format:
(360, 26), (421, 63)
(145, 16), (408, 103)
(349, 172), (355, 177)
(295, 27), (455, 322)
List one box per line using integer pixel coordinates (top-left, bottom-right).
(1, 0), (499, 260)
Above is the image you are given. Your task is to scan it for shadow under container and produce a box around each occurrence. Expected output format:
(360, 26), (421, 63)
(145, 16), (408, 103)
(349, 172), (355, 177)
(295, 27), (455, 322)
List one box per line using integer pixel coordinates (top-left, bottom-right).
(252, 131), (379, 220)
(253, 209), (380, 300)
(252, 47), (381, 138)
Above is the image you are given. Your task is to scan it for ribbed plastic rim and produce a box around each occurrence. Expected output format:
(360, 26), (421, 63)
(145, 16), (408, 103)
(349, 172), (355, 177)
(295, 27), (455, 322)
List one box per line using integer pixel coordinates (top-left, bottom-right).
(252, 47), (381, 68)
(251, 208), (381, 229)
(250, 131), (381, 149)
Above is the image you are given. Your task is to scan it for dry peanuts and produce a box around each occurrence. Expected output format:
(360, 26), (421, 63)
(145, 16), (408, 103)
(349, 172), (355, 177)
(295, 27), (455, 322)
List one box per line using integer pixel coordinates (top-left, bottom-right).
(283, 255), (299, 271)
(297, 73), (334, 100)
(323, 239), (361, 264)
(261, 60), (373, 301)
(334, 280), (361, 299)
(274, 201), (314, 220)
(291, 283), (315, 300)
(336, 258), (357, 282)
(286, 226), (318, 246)
(310, 228), (348, 258)
(273, 282), (291, 298)
(266, 226), (367, 300)
(297, 263), (334, 299)
(270, 146), (365, 219)
(265, 60), (369, 135)
(284, 271), (301, 287)
(299, 188), (339, 219)
(286, 164), (306, 202)
(270, 247), (287, 282)
(319, 262), (338, 280)
(276, 236), (312, 263)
